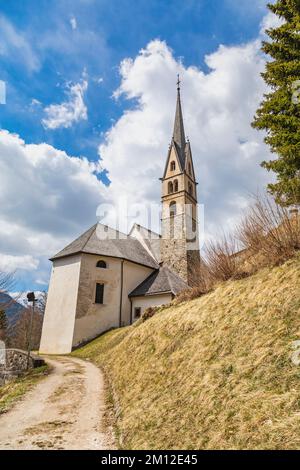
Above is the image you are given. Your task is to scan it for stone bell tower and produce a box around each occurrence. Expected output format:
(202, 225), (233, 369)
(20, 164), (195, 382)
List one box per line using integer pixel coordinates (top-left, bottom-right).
(160, 77), (200, 286)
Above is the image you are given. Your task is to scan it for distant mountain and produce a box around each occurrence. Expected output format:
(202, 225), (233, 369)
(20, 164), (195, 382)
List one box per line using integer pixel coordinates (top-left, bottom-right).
(0, 292), (25, 326)
(11, 291), (45, 306)
(10, 292), (46, 311)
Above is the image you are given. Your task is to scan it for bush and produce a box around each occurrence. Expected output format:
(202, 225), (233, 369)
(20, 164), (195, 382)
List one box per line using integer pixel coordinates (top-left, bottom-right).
(175, 262), (214, 303)
(238, 196), (300, 271)
(205, 234), (239, 282)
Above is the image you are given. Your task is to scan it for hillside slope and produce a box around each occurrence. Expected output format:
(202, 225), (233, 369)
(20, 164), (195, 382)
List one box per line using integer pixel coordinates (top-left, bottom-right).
(74, 255), (300, 450)
(0, 293), (25, 326)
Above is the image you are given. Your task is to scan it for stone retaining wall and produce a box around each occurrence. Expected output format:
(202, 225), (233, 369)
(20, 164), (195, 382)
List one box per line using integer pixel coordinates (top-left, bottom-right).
(0, 349), (45, 385)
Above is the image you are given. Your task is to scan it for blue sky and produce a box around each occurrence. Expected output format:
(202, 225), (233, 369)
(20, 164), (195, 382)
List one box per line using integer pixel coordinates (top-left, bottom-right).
(0, 0), (275, 292)
(1, 0), (267, 164)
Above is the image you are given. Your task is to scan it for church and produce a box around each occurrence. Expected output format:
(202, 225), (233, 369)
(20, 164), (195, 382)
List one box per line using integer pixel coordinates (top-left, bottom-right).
(39, 79), (200, 354)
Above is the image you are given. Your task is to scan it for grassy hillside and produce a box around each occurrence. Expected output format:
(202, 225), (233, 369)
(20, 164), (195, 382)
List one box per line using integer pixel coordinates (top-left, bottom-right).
(74, 255), (300, 450)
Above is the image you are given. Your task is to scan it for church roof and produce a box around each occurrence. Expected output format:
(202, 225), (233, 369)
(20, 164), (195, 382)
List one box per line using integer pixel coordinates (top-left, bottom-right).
(129, 265), (188, 297)
(51, 223), (159, 269)
(129, 223), (161, 240)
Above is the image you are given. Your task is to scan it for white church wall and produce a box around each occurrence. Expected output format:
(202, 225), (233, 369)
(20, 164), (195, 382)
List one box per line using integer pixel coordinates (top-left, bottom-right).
(72, 255), (154, 348)
(40, 252), (158, 353)
(39, 254), (82, 355)
(131, 294), (173, 321)
(72, 254), (121, 348)
(121, 261), (154, 325)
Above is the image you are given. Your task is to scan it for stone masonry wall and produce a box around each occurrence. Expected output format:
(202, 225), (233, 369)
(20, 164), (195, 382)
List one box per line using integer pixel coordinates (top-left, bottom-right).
(0, 349), (45, 385)
(161, 212), (200, 286)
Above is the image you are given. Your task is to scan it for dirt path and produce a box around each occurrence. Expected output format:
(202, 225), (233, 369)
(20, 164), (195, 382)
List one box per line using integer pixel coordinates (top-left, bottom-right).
(0, 356), (115, 450)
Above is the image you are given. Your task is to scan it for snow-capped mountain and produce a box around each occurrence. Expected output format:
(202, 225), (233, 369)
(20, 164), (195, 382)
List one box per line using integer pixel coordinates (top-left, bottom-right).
(0, 293), (25, 326)
(9, 291), (47, 310)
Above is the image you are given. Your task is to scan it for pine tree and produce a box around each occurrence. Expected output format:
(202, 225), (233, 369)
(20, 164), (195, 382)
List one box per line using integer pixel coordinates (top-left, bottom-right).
(252, 0), (300, 206)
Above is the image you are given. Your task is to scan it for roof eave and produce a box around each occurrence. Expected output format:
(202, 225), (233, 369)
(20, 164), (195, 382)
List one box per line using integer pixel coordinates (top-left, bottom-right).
(129, 289), (174, 298)
(50, 250), (158, 270)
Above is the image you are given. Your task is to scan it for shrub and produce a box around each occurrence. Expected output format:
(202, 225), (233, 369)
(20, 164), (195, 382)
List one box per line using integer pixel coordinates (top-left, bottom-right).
(177, 195), (300, 304)
(176, 262), (214, 303)
(237, 196), (300, 271)
(205, 234), (239, 282)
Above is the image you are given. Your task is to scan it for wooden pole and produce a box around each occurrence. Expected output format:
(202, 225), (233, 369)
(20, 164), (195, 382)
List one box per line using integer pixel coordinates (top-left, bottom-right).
(26, 299), (35, 370)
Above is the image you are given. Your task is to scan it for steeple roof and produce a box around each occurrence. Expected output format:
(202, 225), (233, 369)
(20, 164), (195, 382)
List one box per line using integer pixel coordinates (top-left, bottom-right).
(172, 75), (187, 169)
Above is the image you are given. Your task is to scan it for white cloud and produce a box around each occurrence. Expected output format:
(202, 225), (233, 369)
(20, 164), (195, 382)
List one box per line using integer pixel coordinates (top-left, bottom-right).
(0, 254), (39, 272)
(42, 79), (88, 129)
(0, 129), (107, 275)
(0, 11), (277, 284)
(70, 16), (77, 31)
(35, 279), (49, 286)
(260, 11), (285, 36)
(99, 30), (273, 240)
(0, 15), (40, 72)
(31, 98), (42, 106)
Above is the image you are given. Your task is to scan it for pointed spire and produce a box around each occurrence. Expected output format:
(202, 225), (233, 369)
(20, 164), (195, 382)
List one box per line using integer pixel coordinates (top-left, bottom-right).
(173, 74), (186, 154)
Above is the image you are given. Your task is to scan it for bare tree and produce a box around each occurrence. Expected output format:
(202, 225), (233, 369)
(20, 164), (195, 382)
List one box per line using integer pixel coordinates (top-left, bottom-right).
(38, 291), (47, 313)
(10, 307), (44, 351)
(175, 261), (214, 303)
(205, 234), (240, 282)
(237, 195), (300, 271)
(176, 194), (300, 304)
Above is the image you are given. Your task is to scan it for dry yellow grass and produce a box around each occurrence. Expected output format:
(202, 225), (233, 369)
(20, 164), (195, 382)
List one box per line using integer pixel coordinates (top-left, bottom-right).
(0, 366), (49, 414)
(74, 254), (300, 450)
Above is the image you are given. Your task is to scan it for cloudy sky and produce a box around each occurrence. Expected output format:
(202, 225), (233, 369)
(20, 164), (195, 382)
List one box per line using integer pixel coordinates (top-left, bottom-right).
(0, 0), (280, 292)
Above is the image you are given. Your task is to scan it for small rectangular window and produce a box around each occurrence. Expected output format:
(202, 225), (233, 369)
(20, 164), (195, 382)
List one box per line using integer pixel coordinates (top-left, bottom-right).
(134, 307), (141, 319)
(95, 283), (104, 304)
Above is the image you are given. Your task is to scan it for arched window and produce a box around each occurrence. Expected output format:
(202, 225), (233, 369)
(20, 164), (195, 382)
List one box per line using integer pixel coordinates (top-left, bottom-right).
(188, 163), (192, 175)
(188, 183), (193, 197)
(174, 180), (178, 192)
(96, 260), (107, 269)
(168, 181), (174, 194)
(170, 201), (177, 217)
(170, 161), (176, 171)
